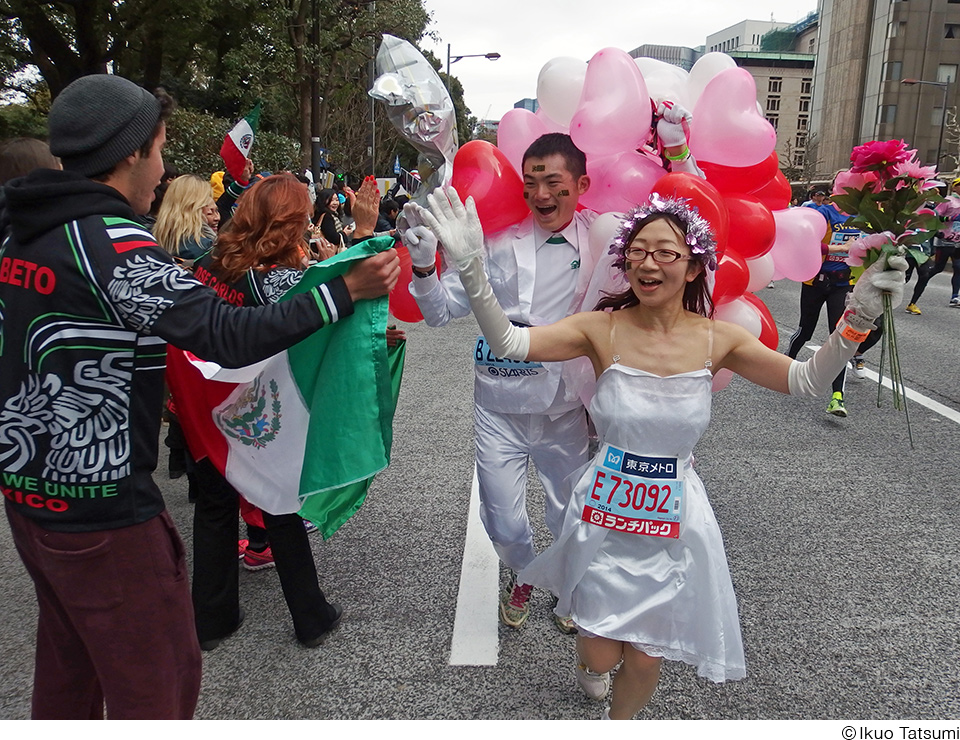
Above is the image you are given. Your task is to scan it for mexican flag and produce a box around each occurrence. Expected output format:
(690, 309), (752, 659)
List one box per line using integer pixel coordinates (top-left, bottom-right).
(219, 102), (261, 182)
(166, 237), (405, 538)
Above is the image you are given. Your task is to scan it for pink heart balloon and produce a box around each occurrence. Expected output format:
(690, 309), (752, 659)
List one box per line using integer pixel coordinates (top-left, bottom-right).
(579, 151), (666, 214)
(768, 207), (828, 282)
(497, 108), (548, 174)
(570, 47), (652, 156)
(689, 68), (777, 167)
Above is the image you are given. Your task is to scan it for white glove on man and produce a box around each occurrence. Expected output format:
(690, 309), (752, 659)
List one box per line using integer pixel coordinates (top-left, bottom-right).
(656, 101), (692, 149)
(421, 186), (485, 269)
(398, 203), (438, 270)
(847, 252), (908, 321)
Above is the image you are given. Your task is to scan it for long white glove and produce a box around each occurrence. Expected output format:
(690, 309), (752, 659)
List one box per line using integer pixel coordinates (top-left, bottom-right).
(398, 202), (438, 270)
(422, 186), (485, 269)
(456, 258), (530, 360)
(787, 254), (907, 397)
(419, 188), (529, 360)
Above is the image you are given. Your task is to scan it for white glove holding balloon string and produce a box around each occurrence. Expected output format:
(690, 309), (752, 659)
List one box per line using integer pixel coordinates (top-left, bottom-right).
(656, 100), (692, 149)
(419, 187), (529, 360)
(787, 252), (907, 397)
(398, 202), (438, 270)
(656, 100), (702, 176)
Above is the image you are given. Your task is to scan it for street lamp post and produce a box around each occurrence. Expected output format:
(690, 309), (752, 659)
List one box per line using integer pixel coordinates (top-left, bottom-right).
(901, 77), (950, 168)
(445, 44), (501, 85)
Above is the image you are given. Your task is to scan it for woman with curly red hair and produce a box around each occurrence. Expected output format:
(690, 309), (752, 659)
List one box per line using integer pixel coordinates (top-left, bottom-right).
(188, 173), (346, 650)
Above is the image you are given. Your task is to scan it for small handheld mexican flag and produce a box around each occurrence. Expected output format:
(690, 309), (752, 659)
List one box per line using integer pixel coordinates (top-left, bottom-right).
(220, 102), (261, 182)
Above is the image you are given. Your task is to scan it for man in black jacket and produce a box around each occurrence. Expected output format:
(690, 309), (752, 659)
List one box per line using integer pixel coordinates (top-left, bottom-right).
(0, 74), (399, 719)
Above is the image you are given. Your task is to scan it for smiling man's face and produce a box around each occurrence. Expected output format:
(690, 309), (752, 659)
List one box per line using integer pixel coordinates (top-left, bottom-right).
(521, 153), (590, 232)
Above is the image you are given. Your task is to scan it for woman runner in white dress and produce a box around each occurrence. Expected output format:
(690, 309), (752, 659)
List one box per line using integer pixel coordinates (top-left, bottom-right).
(416, 187), (906, 719)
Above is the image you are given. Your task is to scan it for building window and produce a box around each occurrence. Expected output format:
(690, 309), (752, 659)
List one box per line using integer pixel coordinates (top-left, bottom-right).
(939, 64), (958, 83)
(883, 61), (903, 81)
(878, 104), (897, 125)
(796, 132), (808, 148)
(767, 115), (779, 131)
(768, 78), (782, 93)
(808, 37), (816, 52)
(888, 21), (906, 38)
(797, 116), (809, 130)
(794, 152), (805, 167)
(946, 24), (960, 39)
(801, 78), (812, 94)
(799, 99), (810, 112)
(932, 107), (946, 126)
(767, 97), (781, 111)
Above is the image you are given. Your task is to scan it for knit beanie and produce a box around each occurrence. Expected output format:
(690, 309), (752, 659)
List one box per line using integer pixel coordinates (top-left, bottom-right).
(48, 74), (162, 177)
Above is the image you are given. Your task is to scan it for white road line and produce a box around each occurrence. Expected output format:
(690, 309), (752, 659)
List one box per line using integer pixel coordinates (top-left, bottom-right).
(449, 466), (500, 666)
(807, 344), (960, 425)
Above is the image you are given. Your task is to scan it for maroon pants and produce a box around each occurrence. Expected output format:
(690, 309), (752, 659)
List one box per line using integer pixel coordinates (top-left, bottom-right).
(6, 504), (202, 719)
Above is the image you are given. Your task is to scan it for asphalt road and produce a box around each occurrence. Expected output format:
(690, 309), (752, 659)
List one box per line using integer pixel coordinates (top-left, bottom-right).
(2, 272), (959, 720)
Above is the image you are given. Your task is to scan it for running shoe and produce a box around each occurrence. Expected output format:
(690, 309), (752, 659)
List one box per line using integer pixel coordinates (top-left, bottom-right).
(949, 296), (960, 308)
(243, 545), (276, 571)
(554, 614), (578, 635)
(238, 538), (249, 560)
(850, 357), (866, 379)
(500, 572), (533, 629)
(905, 303), (922, 315)
(826, 392), (847, 417)
(576, 663), (611, 701)
(303, 519), (319, 535)
(550, 596), (577, 634)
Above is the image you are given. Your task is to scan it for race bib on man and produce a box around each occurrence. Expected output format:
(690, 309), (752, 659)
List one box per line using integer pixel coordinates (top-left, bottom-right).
(474, 335), (544, 378)
(581, 444), (683, 539)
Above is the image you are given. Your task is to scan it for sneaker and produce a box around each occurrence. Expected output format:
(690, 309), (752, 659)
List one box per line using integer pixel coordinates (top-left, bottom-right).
(550, 596), (578, 634)
(243, 545), (276, 571)
(826, 392), (847, 417)
(302, 519), (319, 535)
(949, 296), (960, 307)
(500, 572), (533, 629)
(905, 303), (922, 315)
(238, 538), (249, 560)
(850, 357), (866, 379)
(576, 663), (611, 701)
(554, 613), (578, 635)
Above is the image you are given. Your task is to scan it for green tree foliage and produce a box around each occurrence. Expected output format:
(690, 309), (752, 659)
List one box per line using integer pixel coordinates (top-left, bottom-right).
(0, 1), (442, 175)
(164, 107), (300, 176)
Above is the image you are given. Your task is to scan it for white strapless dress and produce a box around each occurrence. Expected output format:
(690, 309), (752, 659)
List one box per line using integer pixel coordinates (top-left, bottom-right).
(520, 363), (746, 682)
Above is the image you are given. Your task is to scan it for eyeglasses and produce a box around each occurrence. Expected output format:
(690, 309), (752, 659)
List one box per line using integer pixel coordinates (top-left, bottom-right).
(624, 247), (690, 264)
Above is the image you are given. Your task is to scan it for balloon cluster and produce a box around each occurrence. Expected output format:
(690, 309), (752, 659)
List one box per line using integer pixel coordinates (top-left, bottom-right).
(449, 48), (830, 389)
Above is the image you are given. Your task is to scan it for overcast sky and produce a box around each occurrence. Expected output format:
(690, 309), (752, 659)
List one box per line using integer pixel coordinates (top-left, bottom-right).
(418, 0), (818, 120)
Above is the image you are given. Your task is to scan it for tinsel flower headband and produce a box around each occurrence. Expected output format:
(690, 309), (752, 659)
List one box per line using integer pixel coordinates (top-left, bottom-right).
(609, 193), (718, 271)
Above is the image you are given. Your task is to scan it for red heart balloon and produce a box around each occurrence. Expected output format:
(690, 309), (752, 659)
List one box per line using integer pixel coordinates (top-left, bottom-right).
(651, 172), (729, 256)
(722, 194), (776, 260)
(743, 291), (779, 350)
(451, 141), (529, 235)
(712, 247), (749, 305)
(699, 152), (780, 196)
(748, 170), (792, 212)
(388, 245), (424, 323)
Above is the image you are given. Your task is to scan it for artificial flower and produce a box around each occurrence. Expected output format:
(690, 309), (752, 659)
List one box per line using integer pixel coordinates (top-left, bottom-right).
(849, 139), (911, 175)
(845, 231), (895, 266)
